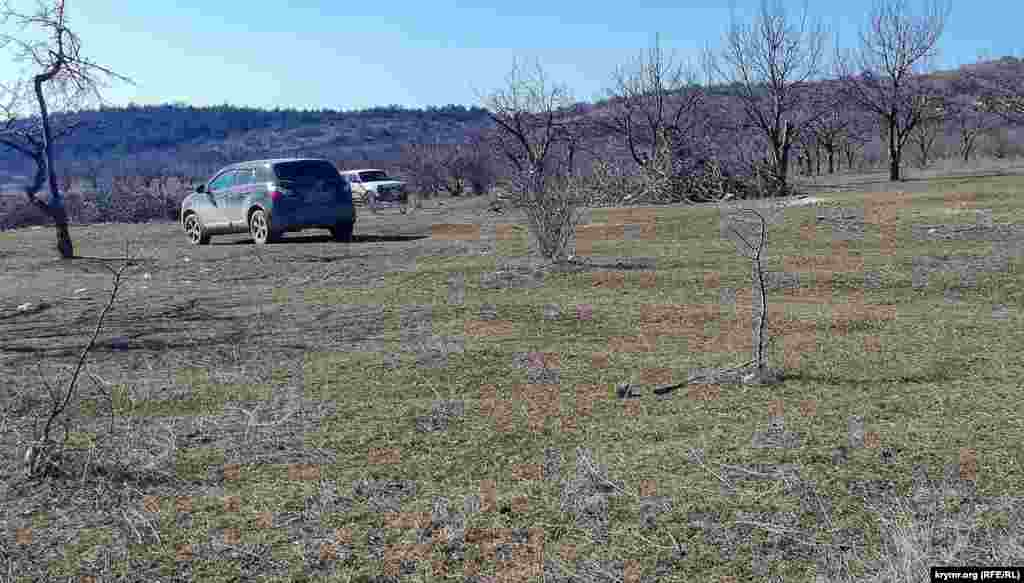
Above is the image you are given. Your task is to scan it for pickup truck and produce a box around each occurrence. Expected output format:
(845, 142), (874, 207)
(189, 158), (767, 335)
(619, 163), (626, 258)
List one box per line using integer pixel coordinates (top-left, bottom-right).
(339, 168), (410, 214)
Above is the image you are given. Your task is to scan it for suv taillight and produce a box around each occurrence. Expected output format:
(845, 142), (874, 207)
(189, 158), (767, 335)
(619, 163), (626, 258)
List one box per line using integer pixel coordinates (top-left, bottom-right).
(270, 190), (283, 203)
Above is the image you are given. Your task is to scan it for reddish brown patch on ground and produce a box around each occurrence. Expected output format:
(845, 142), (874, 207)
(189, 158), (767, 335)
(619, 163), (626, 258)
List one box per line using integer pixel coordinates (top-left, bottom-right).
(430, 223), (481, 240)
(464, 319), (515, 337)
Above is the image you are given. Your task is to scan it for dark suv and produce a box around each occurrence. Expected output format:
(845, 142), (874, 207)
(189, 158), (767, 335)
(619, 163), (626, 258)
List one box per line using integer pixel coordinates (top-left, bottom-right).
(180, 158), (356, 245)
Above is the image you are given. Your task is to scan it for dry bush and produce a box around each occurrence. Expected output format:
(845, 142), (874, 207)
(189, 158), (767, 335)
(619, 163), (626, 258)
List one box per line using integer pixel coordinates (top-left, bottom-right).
(850, 466), (1024, 582)
(7, 244), (159, 482)
(0, 174), (193, 231)
(510, 172), (593, 263)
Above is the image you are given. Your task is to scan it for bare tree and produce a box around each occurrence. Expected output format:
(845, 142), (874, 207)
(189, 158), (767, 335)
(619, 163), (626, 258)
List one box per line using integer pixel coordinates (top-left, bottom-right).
(481, 60), (588, 262)
(462, 127), (500, 194)
(398, 142), (458, 196)
(398, 137), (499, 198)
(481, 59), (576, 196)
(803, 79), (868, 174)
(907, 93), (946, 168)
(837, 0), (951, 181)
(0, 0), (132, 258)
(952, 95), (1004, 162)
(604, 34), (705, 177)
(707, 0), (827, 195)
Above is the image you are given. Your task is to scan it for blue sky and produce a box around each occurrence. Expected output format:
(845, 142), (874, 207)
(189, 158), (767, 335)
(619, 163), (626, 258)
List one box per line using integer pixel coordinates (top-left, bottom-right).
(1, 0), (1022, 112)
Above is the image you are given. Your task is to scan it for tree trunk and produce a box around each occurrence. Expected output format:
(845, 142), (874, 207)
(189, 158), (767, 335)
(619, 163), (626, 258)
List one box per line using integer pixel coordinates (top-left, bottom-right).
(961, 133), (975, 162)
(827, 146), (835, 174)
(888, 117), (901, 181)
(34, 73), (74, 259)
(778, 142), (791, 193)
(53, 209), (73, 258)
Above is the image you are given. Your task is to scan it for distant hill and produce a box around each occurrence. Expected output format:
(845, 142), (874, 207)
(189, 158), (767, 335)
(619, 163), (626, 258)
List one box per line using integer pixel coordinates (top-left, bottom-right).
(0, 102), (494, 181)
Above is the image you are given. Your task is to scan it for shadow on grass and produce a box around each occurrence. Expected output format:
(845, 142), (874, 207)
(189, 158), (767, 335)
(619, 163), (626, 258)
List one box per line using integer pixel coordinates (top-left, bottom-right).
(802, 169), (1024, 191)
(784, 369), (960, 384)
(0, 328), (251, 358)
(899, 170), (1024, 183)
(214, 233), (428, 245)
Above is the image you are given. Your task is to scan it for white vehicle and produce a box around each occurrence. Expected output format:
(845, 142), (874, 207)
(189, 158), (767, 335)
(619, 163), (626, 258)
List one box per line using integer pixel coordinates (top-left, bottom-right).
(339, 168), (410, 214)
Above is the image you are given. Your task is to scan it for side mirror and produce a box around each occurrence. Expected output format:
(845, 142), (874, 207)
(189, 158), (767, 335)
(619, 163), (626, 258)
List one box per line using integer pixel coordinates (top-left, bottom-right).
(196, 184), (206, 194)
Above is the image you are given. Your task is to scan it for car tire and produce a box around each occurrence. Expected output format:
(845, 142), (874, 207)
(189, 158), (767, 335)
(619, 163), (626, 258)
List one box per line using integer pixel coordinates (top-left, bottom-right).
(249, 209), (280, 245)
(184, 213), (212, 245)
(330, 221), (354, 242)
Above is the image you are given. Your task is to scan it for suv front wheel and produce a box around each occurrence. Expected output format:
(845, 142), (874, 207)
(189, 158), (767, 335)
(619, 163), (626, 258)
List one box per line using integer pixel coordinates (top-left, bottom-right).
(184, 214), (212, 245)
(249, 209), (280, 244)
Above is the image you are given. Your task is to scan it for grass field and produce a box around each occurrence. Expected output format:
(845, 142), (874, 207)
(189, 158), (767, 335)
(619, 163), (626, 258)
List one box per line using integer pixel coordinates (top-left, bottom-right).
(1, 173), (1023, 582)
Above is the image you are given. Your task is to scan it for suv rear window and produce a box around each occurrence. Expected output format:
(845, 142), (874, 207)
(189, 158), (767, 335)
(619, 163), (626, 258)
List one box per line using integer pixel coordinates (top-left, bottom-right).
(273, 161), (343, 184)
(358, 170), (389, 182)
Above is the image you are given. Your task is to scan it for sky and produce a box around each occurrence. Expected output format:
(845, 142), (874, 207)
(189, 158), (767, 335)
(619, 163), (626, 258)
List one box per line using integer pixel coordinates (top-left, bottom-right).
(0, 0), (1022, 113)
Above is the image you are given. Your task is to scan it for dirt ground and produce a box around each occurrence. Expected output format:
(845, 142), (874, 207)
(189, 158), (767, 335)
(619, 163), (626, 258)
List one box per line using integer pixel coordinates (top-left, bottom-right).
(0, 194), (515, 380)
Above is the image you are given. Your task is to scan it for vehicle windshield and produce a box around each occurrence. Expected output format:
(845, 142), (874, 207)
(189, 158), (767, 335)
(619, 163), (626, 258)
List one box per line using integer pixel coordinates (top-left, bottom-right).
(274, 161), (343, 184)
(358, 170), (390, 182)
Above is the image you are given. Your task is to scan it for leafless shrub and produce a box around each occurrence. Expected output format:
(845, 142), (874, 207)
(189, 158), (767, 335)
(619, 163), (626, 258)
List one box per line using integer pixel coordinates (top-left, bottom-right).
(16, 243), (145, 480)
(514, 172), (593, 262)
(482, 60), (590, 262)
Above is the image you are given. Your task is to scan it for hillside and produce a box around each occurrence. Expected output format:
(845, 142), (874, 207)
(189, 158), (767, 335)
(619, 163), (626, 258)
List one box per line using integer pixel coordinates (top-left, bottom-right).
(0, 103), (494, 184)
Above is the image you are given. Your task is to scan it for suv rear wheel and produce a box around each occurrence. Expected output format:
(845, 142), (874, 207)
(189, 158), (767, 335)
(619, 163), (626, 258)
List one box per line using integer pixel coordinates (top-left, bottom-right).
(329, 221), (354, 242)
(249, 209), (280, 244)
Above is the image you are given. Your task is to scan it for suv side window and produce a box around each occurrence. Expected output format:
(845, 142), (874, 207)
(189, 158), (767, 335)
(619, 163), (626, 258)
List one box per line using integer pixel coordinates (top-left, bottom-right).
(347, 173), (360, 183)
(209, 171), (236, 192)
(235, 168), (256, 186)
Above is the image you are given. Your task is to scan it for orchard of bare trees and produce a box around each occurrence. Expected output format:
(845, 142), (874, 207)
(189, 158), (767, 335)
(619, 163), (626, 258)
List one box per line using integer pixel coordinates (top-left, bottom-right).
(474, 0), (995, 218)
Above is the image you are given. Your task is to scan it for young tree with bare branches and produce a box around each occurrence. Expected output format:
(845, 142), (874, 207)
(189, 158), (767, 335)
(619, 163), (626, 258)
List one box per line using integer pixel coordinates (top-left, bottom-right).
(942, 73), (1011, 163)
(706, 0), (827, 195)
(603, 34), (705, 182)
(837, 0), (951, 181)
(481, 60), (588, 262)
(907, 93), (946, 168)
(0, 0), (132, 258)
(482, 60), (577, 196)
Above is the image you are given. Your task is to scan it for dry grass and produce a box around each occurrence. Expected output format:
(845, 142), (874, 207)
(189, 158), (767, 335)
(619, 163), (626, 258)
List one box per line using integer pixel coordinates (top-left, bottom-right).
(1, 164), (1023, 582)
